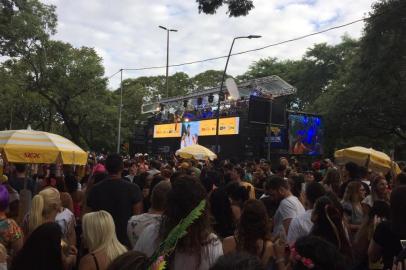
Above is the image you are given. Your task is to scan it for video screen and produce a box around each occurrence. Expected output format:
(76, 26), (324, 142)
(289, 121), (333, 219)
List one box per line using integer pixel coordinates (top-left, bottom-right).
(180, 121), (199, 148)
(153, 117), (240, 145)
(288, 113), (323, 155)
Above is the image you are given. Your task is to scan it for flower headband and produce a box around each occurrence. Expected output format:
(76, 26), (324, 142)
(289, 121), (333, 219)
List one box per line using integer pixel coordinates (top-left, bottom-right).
(290, 245), (315, 269)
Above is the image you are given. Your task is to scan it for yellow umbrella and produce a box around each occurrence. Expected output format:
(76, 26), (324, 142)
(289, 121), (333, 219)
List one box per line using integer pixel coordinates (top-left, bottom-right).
(176, 144), (217, 161)
(334, 146), (400, 174)
(0, 129), (88, 165)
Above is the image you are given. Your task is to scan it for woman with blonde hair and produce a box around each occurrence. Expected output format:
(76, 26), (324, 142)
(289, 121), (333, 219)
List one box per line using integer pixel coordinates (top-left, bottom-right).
(79, 211), (127, 270)
(24, 187), (61, 236)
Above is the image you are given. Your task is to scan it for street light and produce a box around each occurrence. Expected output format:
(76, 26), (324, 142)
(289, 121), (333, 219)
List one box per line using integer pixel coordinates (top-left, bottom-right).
(215, 35), (262, 154)
(117, 69), (123, 153)
(159, 25), (178, 98)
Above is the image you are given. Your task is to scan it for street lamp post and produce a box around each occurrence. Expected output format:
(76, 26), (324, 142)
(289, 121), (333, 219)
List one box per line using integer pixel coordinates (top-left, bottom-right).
(215, 35), (261, 155)
(159, 25), (178, 98)
(117, 69), (123, 153)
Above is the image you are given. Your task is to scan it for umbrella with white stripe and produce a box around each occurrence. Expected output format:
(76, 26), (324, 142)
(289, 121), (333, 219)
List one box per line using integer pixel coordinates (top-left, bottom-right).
(0, 129), (88, 165)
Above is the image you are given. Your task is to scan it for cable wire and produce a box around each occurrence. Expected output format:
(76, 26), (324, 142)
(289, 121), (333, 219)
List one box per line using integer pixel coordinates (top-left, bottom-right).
(107, 15), (372, 78)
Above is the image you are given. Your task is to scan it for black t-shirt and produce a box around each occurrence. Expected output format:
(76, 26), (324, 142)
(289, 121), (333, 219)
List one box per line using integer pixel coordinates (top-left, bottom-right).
(373, 221), (403, 270)
(87, 178), (142, 247)
(9, 176), (36, 194)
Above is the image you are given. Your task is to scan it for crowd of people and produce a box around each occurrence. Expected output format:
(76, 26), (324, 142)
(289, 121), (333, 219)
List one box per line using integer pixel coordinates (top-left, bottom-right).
(0, 154), (406, 270)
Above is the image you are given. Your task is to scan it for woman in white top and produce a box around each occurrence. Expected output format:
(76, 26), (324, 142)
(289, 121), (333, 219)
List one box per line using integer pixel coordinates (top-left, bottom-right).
(135, 176), (223, 270)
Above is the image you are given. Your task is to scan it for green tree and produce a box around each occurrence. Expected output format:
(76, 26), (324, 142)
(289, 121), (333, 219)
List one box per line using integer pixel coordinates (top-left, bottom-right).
(191, 70), (228, 89)
(0, 0), (57, 57)
(9, 40), (108, 147)
(196, 0), (254, 17)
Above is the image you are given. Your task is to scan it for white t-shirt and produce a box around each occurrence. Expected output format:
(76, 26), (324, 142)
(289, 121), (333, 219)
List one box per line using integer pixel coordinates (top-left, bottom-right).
(273, 195), (305, 237)
(127, 213), (161, 248)
(287, 209), (313, 245)
(56, 208), (76, 240)
(135, 223), (223, 270)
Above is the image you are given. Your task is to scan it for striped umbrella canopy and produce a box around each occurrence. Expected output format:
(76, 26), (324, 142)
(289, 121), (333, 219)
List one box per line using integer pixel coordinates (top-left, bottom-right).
(334, 146), (400, 174)
(176, 144), (217, 161)
(0, 129), (88, 165)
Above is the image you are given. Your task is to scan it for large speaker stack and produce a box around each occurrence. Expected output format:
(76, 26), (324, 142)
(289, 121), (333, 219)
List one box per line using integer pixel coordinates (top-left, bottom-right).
(248, 96), (286, 126)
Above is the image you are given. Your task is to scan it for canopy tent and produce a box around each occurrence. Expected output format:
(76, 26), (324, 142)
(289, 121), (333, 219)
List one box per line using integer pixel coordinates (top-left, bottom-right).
(176, 144), (217, 161)
(0, 129), (88, 165)
(334, 146), (400, 174)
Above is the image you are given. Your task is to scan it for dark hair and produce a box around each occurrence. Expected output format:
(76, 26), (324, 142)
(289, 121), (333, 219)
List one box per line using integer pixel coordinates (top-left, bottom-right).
(94, 172), (108, 185)
(150, 160), (161, 170)
(107, 251), (148, 270)
(236, 200), (270, 256)
(10, 222), (63, 270)
(210, 187), (235, 238)
(15, 163), (26, 173)
(234, 167), (245, 180)
(225, 182), (249, 207)
(292, 236), (347, 270)
(210, 252), (264, 270)
(369, 201), (390, 220)
(150, 175), (166, 195)
(390, 186), (406, 237)
(159, 176), (212, 267)
(134, 172), (149, 190)
(151, 181), (171, 211)
(305, 182), (326, 206)
(289, 174), (305, 198)
(396, 173), (406, 186)
(358, 166), (368, 178)
(105, 154), (124, 174)
(345, 162), (359, 179)
(276, 164), (287, 173)
(311, 196), (352, 260)
(64, 174), (78, 194)
(265, 175), (289, 190)
(169, 171), (185, 185)
(0, 185), (9, 211)
(201, 170), (221, 194)
(161, 169), (173, 179)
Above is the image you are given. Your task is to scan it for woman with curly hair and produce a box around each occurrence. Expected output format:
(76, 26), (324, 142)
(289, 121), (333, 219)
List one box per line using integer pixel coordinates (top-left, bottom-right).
(135, 175), (223, 270)
(223, 199), (274, 267)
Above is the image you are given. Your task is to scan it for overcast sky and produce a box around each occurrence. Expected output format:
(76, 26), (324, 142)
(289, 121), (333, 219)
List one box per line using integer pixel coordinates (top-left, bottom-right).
(41, 0), (374, 90)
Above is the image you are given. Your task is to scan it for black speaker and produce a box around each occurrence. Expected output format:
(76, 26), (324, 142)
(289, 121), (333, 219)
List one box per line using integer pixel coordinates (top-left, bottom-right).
(271, 97), (286, 126)
(249, 96), (271, 124)
(248, 96), (286, 125)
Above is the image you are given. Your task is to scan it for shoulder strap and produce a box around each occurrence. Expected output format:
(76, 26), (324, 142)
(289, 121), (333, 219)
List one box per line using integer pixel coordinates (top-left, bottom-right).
(90, 253), (100, 270)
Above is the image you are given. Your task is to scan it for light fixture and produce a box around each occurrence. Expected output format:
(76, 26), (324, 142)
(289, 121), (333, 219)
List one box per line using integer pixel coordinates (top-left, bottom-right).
(184, 118), (189, 122)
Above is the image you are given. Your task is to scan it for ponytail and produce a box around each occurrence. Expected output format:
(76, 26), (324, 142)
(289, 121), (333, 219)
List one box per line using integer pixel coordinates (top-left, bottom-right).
(28, 187), (61, 233)
(29, 194), (45, 233)
(325, 205), (342, 249)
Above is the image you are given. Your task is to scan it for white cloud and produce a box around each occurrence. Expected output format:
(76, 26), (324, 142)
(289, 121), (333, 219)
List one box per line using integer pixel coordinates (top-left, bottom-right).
(40, 0), (373, 90)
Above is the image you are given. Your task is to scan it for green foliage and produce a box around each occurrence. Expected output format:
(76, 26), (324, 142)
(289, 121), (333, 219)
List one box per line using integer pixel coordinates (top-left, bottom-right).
(147, 200), (206, 268)
(0, 0), (57, 57)
(196, 0), (254, 17)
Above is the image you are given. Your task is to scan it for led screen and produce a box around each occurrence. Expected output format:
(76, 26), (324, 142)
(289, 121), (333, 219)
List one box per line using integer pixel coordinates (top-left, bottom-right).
(153, 117), (240, 142)
(288, 113), (323, 155)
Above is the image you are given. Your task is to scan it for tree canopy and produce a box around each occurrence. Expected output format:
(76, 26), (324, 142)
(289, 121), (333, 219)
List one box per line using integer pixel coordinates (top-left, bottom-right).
(1, 0), (405, 156)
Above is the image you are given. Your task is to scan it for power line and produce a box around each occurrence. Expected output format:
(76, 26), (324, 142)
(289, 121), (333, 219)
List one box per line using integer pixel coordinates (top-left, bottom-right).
(107, 15), (368, 78)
